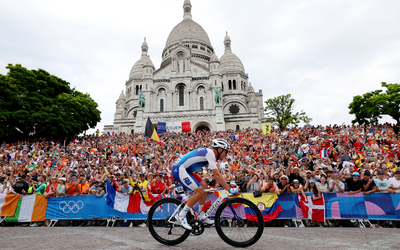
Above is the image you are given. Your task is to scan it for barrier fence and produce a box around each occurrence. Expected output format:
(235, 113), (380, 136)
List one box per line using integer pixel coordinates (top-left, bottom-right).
(2, 193), (400, 222)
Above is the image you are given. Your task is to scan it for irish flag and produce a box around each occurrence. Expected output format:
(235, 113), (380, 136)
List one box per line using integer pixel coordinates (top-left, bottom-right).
(0, 194), (20, 217)
(5, 195), (48, 222)
(105, 179), (161, 214)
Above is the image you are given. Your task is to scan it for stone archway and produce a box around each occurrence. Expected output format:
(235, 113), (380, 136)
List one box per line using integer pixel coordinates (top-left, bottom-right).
(193, 121), (211, 133)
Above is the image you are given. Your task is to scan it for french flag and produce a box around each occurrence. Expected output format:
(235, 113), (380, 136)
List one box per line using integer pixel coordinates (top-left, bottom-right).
(50, 141), (55, 145)
(105, 179), (160, 214)
(320, 149), (327, 158)
(7, 152), (17, 162)
(232, 135), (242, 141)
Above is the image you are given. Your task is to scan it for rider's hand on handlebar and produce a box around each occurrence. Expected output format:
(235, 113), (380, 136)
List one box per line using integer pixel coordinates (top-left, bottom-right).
(229, 187), (239, 195)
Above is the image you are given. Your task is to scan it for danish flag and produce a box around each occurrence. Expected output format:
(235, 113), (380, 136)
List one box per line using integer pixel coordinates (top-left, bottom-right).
(298, 193), (325, 222)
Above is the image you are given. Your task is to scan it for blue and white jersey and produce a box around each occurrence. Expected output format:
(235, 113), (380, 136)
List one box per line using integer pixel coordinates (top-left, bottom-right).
(173, 148), (217, 172)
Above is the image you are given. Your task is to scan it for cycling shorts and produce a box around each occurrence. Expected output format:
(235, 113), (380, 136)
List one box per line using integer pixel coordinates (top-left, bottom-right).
(172, 165), (203, 191)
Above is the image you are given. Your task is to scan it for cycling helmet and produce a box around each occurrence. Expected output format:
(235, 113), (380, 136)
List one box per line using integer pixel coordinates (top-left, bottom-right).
(211, 139), (230, 150)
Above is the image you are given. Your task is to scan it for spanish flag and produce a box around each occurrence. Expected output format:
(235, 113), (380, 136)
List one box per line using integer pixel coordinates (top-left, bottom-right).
(144, 117), (161, 144)
(242, 193), (283, 221)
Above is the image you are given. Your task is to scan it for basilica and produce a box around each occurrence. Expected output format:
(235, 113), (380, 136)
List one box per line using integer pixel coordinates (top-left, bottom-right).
(103, 0), (265, 134)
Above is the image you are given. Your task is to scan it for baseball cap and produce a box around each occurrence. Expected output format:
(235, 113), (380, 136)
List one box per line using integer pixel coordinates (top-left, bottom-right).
(306, 170), (312, 174)
(122, 180), (128, 184)
(377, 170), (384, 175)
(364, 170), (371, 176)
(293, 179), (299, 183)
(394, 170), (400, 174)
(352, 172), (360, 176)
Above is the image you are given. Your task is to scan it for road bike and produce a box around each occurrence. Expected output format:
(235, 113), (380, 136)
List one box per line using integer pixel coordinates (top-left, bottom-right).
(147, 186), (263, 247)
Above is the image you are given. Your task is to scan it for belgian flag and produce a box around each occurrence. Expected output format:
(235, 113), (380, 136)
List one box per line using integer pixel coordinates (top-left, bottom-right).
(144, 117), (161, 144)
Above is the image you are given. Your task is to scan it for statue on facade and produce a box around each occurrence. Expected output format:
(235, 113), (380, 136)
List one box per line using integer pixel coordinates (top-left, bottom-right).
(138, 92), (145, 109)
(214, 87), (221, 105)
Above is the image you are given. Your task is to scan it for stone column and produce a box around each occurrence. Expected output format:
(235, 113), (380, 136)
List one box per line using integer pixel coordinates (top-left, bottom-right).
(134, 108), (144, 133)
(215, 104), (225, 131)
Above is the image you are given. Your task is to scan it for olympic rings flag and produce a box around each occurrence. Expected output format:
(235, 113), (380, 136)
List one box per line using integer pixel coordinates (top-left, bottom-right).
(46, 195), (109, 219)
(59, 201), (84, 213)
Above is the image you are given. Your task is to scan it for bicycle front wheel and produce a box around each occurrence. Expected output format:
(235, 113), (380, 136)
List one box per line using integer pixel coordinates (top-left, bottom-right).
(147, 197), (193, 246)
(214, 197), (264, 247)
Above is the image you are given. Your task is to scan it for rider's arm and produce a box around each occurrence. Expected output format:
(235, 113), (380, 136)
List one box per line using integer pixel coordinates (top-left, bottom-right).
(211, 168), (230, 190)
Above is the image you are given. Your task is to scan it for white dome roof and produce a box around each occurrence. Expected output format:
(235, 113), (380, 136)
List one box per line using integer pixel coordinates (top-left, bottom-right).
(129, 55), (155, 79)
(220, 51), (245, 73)
(165, 19), (212, 49)
(247, 83), (254, 93)
(210, 53), (219, 62)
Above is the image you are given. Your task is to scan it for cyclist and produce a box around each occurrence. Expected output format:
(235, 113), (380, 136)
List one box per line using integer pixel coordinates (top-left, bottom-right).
(172, 139), (238, 230)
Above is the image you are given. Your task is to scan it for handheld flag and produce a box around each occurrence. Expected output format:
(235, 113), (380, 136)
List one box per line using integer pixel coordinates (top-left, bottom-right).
(262, 124), (272, 135)
(144, 117), (161, 144)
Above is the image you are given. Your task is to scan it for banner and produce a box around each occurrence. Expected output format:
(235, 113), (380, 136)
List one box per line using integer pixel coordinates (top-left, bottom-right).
(182, 122), (191, 132)
(0, 193), (395, 221)
(45, 195), (109, 219)
(157, 122), (166, 133)
(166, 122), (182, 133)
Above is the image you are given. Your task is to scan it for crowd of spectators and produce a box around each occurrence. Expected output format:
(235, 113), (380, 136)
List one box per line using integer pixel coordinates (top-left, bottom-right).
(1, 123), (400, 227)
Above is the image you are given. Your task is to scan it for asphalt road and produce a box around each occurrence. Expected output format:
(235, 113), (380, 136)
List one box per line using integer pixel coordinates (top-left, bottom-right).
(1, 227), (399, 250)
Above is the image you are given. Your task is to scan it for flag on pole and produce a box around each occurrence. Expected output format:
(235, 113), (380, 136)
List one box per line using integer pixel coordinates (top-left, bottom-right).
(5, 195), (48, 222)
(144, 117), (161, 144)
(298, 194), (325, 222)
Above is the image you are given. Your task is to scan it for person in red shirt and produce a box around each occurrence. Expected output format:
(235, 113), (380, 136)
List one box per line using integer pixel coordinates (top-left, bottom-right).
(150, 172), (166, 194)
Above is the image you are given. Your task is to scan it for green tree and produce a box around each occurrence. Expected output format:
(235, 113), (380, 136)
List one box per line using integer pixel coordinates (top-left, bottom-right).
(0, 64), (101, 141)
(264, 94), (312, 129)
(349, 82), (400, 125)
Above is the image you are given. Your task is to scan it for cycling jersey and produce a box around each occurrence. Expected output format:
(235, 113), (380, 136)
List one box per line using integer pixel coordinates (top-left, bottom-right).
(172, 148), (217, 191)
(173, 148), (217, 172)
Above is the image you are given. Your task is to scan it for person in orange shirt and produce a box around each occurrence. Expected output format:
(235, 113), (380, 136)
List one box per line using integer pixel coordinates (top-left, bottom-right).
(78, 178), (90, 194)
(66, 175), (79, 196)
(44, 176), (58, 198)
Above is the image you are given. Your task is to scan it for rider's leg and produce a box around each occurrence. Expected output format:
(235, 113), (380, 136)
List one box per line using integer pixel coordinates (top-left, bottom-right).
(198, 181), (208, 211)
(179, 186), (204, 217)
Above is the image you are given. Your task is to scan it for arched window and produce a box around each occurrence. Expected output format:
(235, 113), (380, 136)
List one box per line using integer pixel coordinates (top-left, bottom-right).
(200, 97), (204, 110)
(160, 99), (164, 112)
(241, 81), (243, 90)
(221, 83), (224, 92)
(215, 80), (217, 86)
(136, 85), (139, 95)
(228, 80), (232, 90)
(233, 80), (236, 90)
(236, 125), (240, 130)
(178, 86), (184, 106)
(140, 85), (142, 92)
(244, 82), (246, 91)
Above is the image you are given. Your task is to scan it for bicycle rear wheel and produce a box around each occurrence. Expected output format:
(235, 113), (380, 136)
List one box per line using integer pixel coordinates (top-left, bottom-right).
(214, 197), (264, 247)
(147, 197), (193, 246)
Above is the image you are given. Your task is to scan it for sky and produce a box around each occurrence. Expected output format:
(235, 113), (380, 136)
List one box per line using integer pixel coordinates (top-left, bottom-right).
(1, 0), (400, 134)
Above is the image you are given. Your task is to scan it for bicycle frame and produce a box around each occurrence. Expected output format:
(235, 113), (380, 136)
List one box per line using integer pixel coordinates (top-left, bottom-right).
(168, 187), (241, 225)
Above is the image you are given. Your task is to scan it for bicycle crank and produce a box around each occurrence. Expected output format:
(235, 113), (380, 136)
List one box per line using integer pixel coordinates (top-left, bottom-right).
(189, 219), (205, 236)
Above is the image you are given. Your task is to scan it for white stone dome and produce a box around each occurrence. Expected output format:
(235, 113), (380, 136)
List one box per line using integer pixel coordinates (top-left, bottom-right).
(129, 55), (154, 79)
(165, 19), (212, 49)
(119, 90), (126, 100)
(210, 53), (219, 62)
(247, 83), (254, 93)
(220, 51), (245, 73)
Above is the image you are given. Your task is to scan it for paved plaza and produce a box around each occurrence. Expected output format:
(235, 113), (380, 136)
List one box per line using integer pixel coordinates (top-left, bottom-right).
(0, 227), (399, 250)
